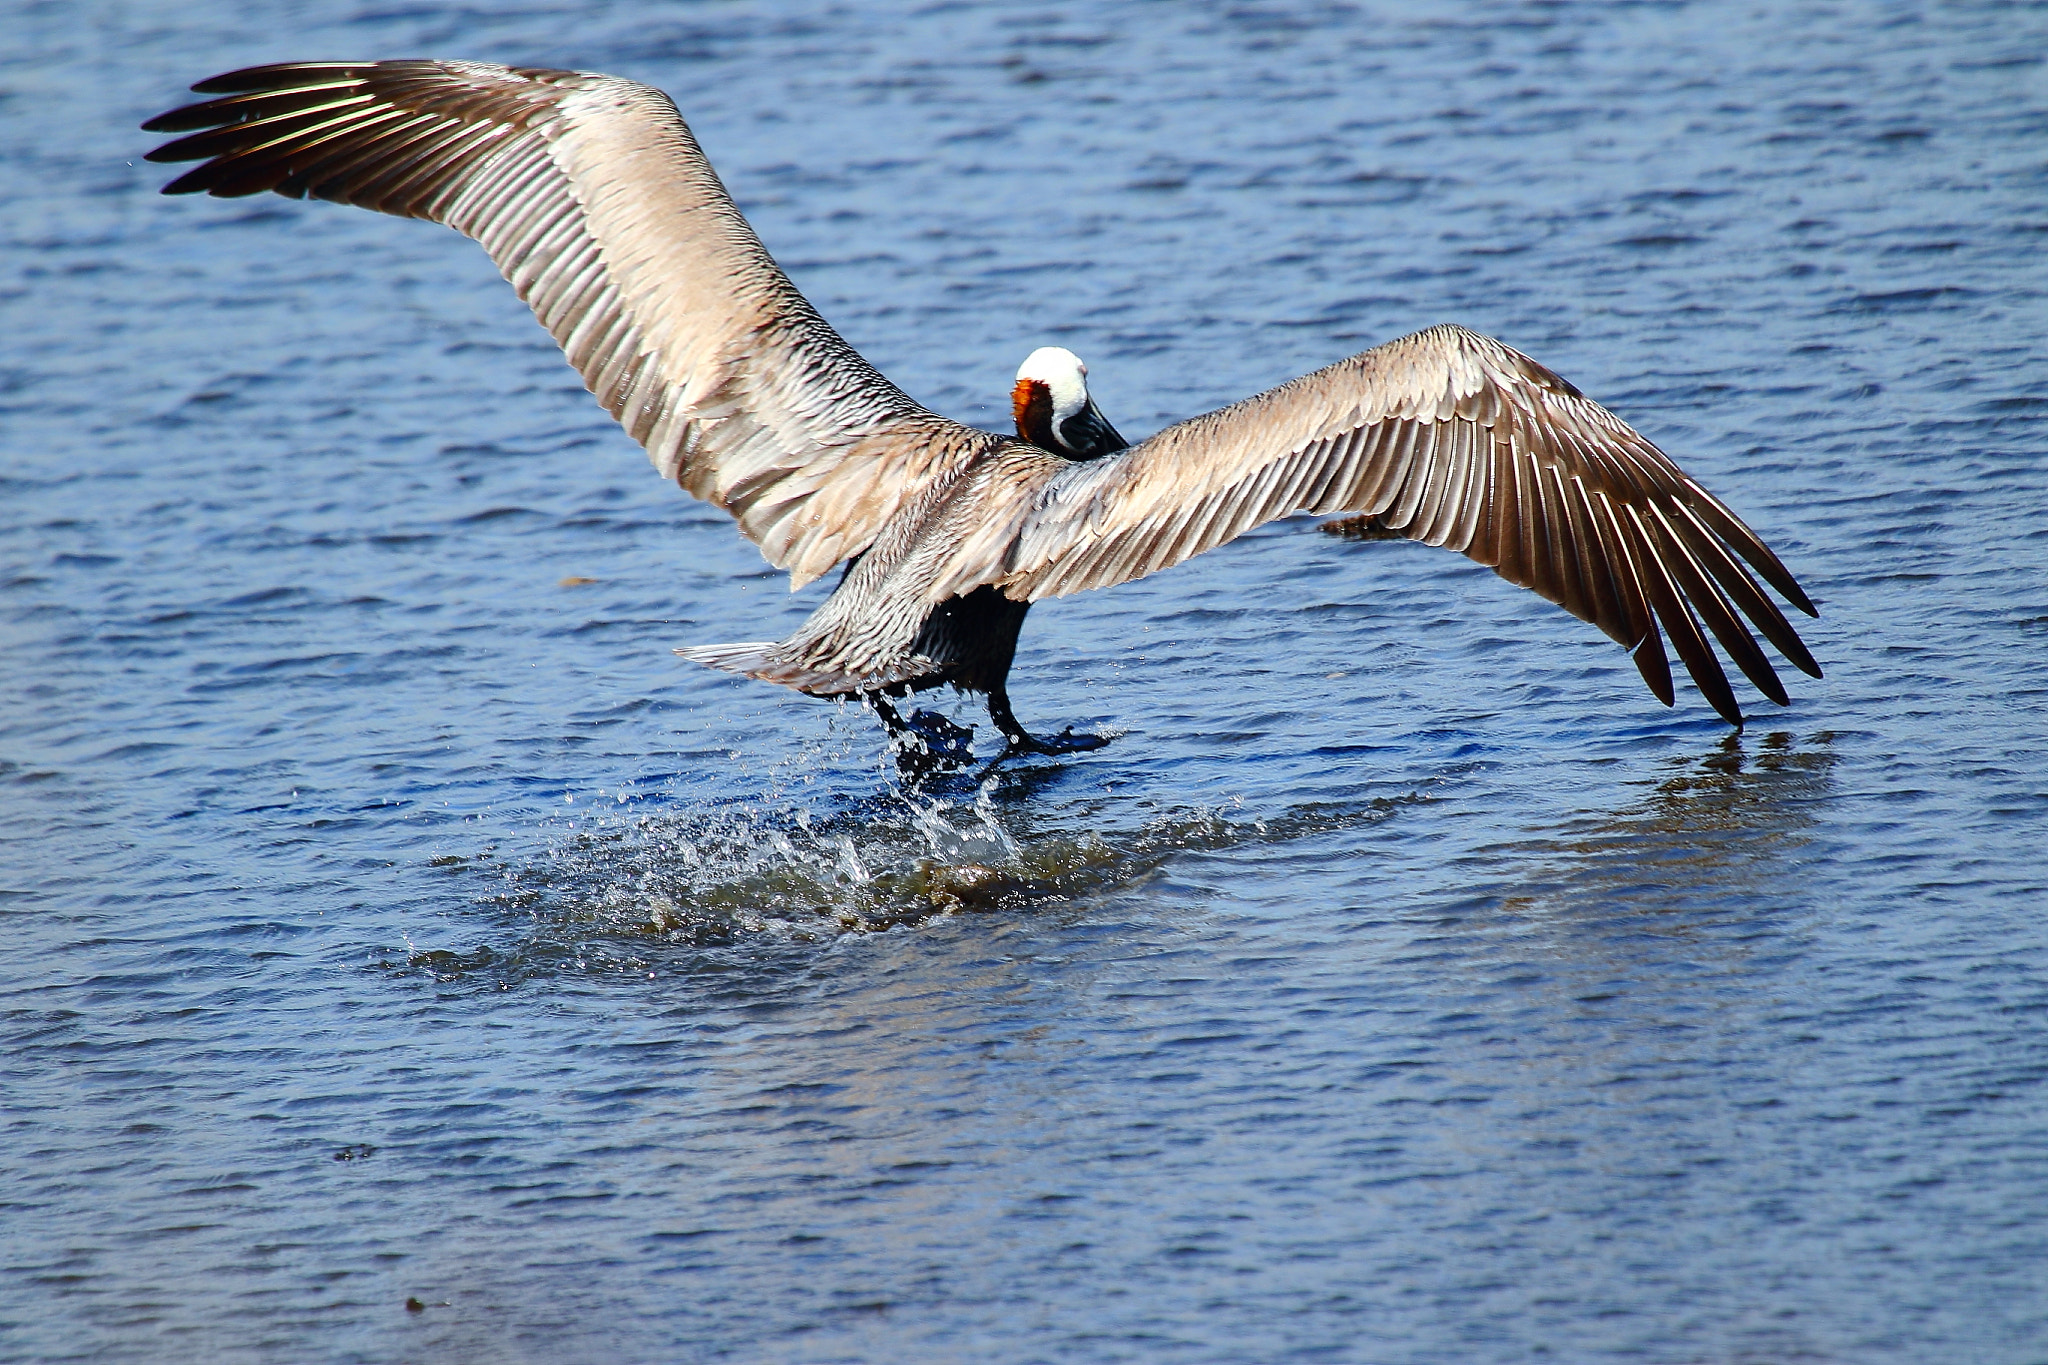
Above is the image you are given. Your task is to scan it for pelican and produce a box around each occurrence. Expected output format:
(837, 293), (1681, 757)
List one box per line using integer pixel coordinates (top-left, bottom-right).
(144, 61), (1821, 767)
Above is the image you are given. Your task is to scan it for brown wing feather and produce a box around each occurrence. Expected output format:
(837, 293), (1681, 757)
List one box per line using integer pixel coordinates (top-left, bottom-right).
(928, 324), (1819, 723)
(144, 60), (994, 587)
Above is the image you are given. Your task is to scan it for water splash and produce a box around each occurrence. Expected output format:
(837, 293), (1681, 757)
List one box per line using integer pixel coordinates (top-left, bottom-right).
(395, 738), (1429, 981)
(506, 781), (1234, 940)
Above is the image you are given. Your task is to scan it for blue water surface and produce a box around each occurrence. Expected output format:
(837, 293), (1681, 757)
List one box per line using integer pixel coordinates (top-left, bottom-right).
(4, 1), (2047, 1361)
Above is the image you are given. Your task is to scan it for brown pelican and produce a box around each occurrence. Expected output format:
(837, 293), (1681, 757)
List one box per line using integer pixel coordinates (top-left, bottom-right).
(144, 61), (1821, 766)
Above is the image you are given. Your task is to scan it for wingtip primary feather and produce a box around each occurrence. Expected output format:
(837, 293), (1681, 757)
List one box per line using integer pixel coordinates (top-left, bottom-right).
(190, 62), (375, 95)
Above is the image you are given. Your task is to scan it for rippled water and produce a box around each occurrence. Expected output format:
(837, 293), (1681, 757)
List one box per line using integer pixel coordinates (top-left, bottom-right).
(6, 1), (2048, 1360)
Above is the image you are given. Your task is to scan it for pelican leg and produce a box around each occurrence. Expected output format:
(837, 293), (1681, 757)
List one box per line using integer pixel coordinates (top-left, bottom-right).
(868, 692), (977, 774)
(984, 684), (1109, 761)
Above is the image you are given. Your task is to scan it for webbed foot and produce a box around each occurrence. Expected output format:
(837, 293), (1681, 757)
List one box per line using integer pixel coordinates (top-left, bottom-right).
(977, 726), (1112, 779)
(872, 697), (977, 778)
(1001, 726), (1111, 759)
(900, 709), (977, 765)
(979, 685), (1110, 772)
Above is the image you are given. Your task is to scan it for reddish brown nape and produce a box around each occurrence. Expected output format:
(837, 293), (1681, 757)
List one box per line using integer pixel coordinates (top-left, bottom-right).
(1012, 377), (1055, 449)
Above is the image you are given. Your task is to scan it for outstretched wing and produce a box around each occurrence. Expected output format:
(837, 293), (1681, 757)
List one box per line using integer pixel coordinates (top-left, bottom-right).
(144, 60), (994, 587)
(929, 324), (1821, 724)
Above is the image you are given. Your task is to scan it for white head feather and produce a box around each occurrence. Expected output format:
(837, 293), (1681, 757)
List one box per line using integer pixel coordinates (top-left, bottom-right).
(1016, 345), (1090, 425)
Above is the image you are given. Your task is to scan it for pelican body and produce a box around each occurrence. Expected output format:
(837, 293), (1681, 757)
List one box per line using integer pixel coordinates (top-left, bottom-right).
(144, 62), (1821, 766)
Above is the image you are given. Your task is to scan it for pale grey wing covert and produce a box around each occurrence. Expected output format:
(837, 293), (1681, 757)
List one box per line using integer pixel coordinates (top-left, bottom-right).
(927, 324), (1822, 725)
(143, 60), (995, 587)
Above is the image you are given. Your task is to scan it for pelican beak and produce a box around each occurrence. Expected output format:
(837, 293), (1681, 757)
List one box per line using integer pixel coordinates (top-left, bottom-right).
(1057, 397), (1128, 460)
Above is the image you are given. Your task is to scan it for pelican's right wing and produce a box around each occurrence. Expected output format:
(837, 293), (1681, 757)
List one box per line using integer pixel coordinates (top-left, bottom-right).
(144, 61), (993, 587)
(931, 325), (1821, 724)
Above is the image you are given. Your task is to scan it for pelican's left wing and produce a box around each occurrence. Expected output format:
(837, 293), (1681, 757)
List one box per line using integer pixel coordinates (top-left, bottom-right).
(144, 61), (995, 587)
(929, 324), (1821, 724)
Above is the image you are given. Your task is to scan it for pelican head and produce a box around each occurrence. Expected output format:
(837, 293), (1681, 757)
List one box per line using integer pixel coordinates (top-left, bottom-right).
(1012, 346), (1128, 460)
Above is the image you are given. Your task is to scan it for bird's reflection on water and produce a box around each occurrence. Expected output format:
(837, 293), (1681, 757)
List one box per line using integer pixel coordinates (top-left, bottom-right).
(1356, 731), (1847, 1200)
(1473, 729), (1838, 929)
